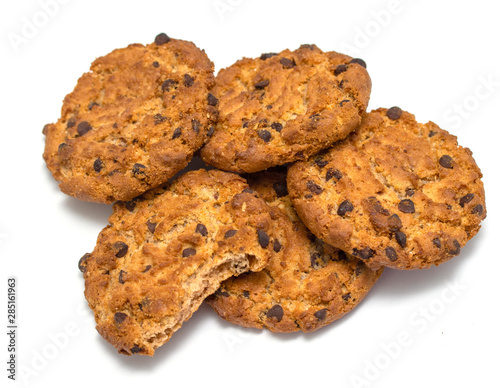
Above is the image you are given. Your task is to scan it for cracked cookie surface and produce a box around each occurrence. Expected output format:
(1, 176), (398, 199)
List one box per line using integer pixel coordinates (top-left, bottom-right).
(288, 108), (486, 270)
(43, 33), (216, 203)
(82, 169), (280, 355)
(200, 45), (371, 173)
(207, 170), (382, 332)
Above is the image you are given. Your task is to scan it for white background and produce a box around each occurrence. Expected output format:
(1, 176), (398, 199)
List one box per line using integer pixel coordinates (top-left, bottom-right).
(1, 0), (498, 387)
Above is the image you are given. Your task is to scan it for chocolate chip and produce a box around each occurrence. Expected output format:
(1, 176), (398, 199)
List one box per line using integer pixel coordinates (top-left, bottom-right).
(337, 200), (354, 216)
(207, 126), (215, 137)
(93, 158), (103, 173)
(196, 223), (208, 237)
(132, 163), (146, 176)
(272, 181), (288, 197)
(432, 238), (441, 248)
(395, 231), (407, 248)
(220, 291), (230, 297)
(152, 61), (159, 68)
(130, 345), (142, 354)
(471, 204), (484, 216)
(428, 130), (437, 137)
(258, 129), (272, 142)
(350, 58), (367, 68)
(146, 221), (157, 234)
(271, 122), (283, 132)
(242, 188), (255, 194)
(118, 270), (127, 284)
(88, 101), (99, 110)
(342, 293), (352, 301)
(300, 44), (316, 50)
(182, 248), (196, 257)
(405, 189), (415, 197)
(315, 159), (328, 168)
(339, 99), (350, 107)
(114, 312), (128, 324)
(385, 247), (398, 262)
(154, 113), (167, 125)
(439, 155), (453, 169)
(366, 196), (390, 215)
(280, 57), (296, 68)
(398, 199), (415, 213)
(207, 93), (218, 106)
(386, 106), (403, 120)
(266, 104), (273, 110)
(459, 193), (474, 207)
(314, 309), (328, 320)
(192, 119), (201, 133)
(449, 240), (461, 255)
(242, 121), (249, 128)
(334, 64), (348, 76)
(326, 168), (343, 181)
(306, 181), (323, 195)
(142, 265), (152, 273)
(388, 214), (403, 231)
(255, 80), (270, 89)
(273, 240), (282, 253)
(257, 229), (270, 248)
(260, 53), (277, 60)
(355, 261), (364, 276)
(162, 79), (177, 92)
(154, 33), (170, 45)
(242, 290), (250, 298)
(352, 247), (375, 260)
(183, 74), (194, 87)
(336, 251), (348, 262)
(66, 118), (76, 128)
(78, 253), (90, 273)
(76, 121), (92, 136)
(310, 252), (321, 267)
(172, 127), (182, 139)
(266, 305), (283, 322)
(124, 200), (137, 212)
(114, 242), (129, 258)
(224, 229), (237, 239)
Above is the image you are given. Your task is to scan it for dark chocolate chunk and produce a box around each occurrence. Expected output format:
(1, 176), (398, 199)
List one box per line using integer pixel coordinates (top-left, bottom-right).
(385, 247), (398, 262)
(76, 121), (92, 136)
(154, 33), (170, 45)
(152, 61), (160, 68)
(398, 199), (415, 213)
(388, 214), (403, 231)
(93, 158), (103, 173)
(130, 345), (142, 354)
(326, 168), (343, 181)
(314, 309), (328, 321)
(271, 122), (283, 132)
(154, 113), (167, 124)
(207, 126), (215, 137)
(66, 117), (76, 128)
(337, 200), (354, 216)
(432, 238), (441, 248)
(471, 204), (484, 216)
(405, 189), (415, 197)
(306, 181), (323, 195)
(315, 159), (328, 168)
(342, 293), (352, 301)
(273, 240), (282, 253)
(255, 80), (270, 89)
(124, 200), (137, 212)
(355, 261), (364, 276)
(258, 129), (272, 142)
(224, 229), (237, 239)
(78, 253), (90, 273)
(146, 221), (157, 234)
(260, 52), (277, 60)
(386, 106), (403, 120)
(183, 74), (194, 87)
(162, 79), (177, 92)
(334, 64), (348, 76)
(272, 181), (288, 197)
(207, 93), (218, 106)
(114, 312), (127, 324)
(182, 248), (196, 257)
(280, 57), (296, 69)
(448, 240), (461, 255)
(352, 247), (375, 260)
(257, 229), (270, 248)
(132, 163), (146, 176)
(350, 58), (367, 68)
(142, 265), (152, 273)
(118, 270), (127, 284)
(243, 290), (250, 298)
(310, 252), (321, 267)
(192, 119), (201, 133)
(428, 130), (437, 137)
(266, 305), (284, 322)
(395, 231), (407, 248)
(439, 155), (453, 169)
(195, 223), (208, 237)
(172, 127), (182, 139)
(114, 242), (129, 258)
(459, 193), (474, 207)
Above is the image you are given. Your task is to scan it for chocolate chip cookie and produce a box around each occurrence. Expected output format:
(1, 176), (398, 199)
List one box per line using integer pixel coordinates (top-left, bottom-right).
(288, 108), (486, 270)
(43, 33), (216, 203)
(207, 171), (382, 332)
(200, 45), (371, 173)
(81, 169), (280, 355)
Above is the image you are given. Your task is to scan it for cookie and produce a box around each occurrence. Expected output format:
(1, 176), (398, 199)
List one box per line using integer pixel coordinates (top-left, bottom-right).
(200, 44), (371, 173)
(43, 33), (216, 203)
(207, 170), (382, 332)
(288, 108), (486, 270)
(81, 169), (280, 355)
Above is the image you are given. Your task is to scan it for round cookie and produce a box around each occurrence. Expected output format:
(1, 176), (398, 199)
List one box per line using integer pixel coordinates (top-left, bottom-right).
(288, 108), (487, 270)
(81, 169), (281, 355)
(200, 44), (371, 173)
(43, 33), (217, 203)
(207, 171), (382, 333)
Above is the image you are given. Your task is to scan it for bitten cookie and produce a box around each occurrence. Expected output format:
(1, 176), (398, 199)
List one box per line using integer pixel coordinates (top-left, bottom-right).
(43, 33), (216, 203)
(207, 171), (382, 332)
(288, 108), (486, 270)
(200, 44), (371, 173)
(81, 169), (280, 355)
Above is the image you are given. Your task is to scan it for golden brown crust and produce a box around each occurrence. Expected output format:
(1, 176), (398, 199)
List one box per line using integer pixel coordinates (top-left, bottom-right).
(43, 35), (216, 203)
(200, 45), (371, 173)
(82, 169), (280, 355)
(207, 171), (382, 332)
(288, 108), (487, 270)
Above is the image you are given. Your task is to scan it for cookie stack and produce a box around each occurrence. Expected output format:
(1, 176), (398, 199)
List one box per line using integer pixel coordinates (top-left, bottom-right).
(43, 33), (486, 356)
